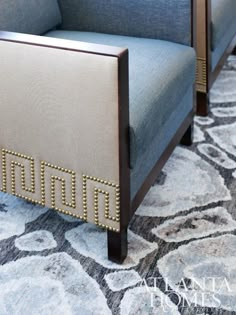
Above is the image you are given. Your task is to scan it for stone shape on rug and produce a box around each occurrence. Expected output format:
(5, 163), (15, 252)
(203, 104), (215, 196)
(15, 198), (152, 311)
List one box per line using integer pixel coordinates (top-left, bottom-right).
(57, 212), (82, 223)
(224, 55), (236, 71)
(0, 192), (48, 241)
(137, 147), (231, 217)
(210, 67), (236, 103)
(157, 235), (236, 311)
(105, 270), (141, 292)
(65, 224), (157, 269)
(0, 277), (71, 315)
(194, 116), (214, 126)
(152, 207), (236, 242)
(0, 252), (111, 315)
(197, 144), (236, 169)
(15, 230), (57, 252)
(193, 125), (205, 143)
(211, 106), (236, 118)
(207, 122), (236, 159)
(120, 286), (180, 315)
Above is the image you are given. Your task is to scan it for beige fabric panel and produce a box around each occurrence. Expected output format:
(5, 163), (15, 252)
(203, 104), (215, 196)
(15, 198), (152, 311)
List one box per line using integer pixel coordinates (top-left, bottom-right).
(196, 0), (208, 93)
(0, 40), (121, 231)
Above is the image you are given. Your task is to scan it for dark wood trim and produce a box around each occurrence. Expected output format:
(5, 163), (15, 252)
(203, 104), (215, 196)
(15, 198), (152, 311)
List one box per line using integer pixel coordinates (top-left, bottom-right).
(232, 45), (236, 55)
(191, 0), (197, 114)
(0, 31), (126, 58)
(180, 121), (193, 146)
(196, 0), (211, 116)
(131, 110), (194, 213)
(205, 0), (212, 93)
(197, 91), (209, 116)
(108, 229), (128, 264)
(107, 47), (130, 263)
(191, 0), (197, 49)
(117, 50), (130, 230)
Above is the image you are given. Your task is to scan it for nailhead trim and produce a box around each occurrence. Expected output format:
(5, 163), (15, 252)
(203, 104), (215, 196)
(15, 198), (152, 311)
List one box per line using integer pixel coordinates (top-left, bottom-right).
(83, 175), (120, 232)
(1, 149), (120, 231)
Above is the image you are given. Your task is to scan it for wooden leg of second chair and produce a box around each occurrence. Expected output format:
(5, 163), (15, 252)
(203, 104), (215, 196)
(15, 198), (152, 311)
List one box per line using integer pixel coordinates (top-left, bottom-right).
(180, 123), (193, 146)
(107, 228), (128, 264)
(196, 91), (209, 116)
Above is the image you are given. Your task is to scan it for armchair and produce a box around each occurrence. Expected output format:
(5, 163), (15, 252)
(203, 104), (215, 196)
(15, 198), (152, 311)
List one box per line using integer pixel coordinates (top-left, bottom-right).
(0, 0), (196, 263)
(196, 0), (236, 116)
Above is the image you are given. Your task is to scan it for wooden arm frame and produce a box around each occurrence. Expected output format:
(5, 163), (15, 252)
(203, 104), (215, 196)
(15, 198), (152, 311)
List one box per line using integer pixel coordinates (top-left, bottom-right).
(196, 0), (236, 116)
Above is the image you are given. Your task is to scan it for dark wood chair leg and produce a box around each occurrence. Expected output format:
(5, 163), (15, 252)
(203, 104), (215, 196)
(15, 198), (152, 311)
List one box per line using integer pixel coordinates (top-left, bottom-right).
(180, 123), (193, 146)
(196, 91), (209, 116)
(107, 228), (128, 264)
(232, 46), (236, 55)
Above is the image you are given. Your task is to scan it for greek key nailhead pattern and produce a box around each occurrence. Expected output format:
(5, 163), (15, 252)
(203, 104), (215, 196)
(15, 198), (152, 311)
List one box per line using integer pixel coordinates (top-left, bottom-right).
(40, 161), (83, 219)
(2, 149), (35, 194)
(196, 57), (207, 93)
(1, 148), (120, 231)
(83, 175), (120, 232)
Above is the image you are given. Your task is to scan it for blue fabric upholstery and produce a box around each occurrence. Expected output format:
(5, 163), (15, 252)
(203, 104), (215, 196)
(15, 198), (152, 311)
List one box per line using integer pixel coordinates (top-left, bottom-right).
(211, 0), (236, 51)
(131, 86), (193, 199)
(0, 0), (61, 35)
(211, 18), (236, 71)
(45, 31), (196, 171)
(57, 0), (192, 46)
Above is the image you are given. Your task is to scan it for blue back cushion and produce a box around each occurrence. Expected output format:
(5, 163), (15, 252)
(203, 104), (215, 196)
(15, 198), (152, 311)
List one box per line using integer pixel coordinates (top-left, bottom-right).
(211, 0), (236, 50)
(0, 0), (62, 35)
(58, 0), (192, 46)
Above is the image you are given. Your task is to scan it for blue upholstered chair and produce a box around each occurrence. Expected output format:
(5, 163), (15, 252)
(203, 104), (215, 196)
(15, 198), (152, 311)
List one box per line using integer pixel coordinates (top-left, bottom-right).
(0, 0), (196, 263)
(196, 0), (236, 115)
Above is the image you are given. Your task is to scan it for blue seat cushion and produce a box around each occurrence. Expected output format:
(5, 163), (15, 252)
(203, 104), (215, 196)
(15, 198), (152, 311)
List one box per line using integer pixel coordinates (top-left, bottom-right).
(45, 31), (195, 169)
(212, 20), (236, 71)
(211, 0), (236, 51)
(0, 0), (61, 35)
(131, 86), (193, 199)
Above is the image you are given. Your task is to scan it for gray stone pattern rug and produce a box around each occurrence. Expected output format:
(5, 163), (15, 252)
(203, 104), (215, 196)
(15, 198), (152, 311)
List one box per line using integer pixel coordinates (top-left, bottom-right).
(0, 56), (236, 315)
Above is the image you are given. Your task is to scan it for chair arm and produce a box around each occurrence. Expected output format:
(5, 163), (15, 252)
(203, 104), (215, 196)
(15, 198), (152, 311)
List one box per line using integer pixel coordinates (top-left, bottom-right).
(0, 31), (130, 232)
(58, 0), (195, 46)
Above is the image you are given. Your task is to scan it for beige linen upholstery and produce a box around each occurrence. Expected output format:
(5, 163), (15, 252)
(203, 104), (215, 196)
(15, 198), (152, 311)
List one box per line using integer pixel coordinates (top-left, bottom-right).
(0, 38), (124, 232)
(196, 0), (208, 93)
